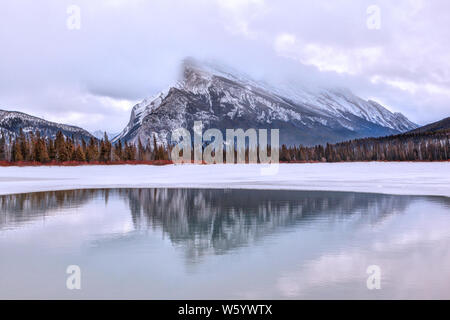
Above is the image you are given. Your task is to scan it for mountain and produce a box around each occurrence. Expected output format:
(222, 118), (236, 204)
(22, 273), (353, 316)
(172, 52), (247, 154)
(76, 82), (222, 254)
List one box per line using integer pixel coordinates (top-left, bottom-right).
(0, 109), (95, 142)
(407, 117), (450, 134)
(113, 58), (418, 147)
(91, 130), (118, 140)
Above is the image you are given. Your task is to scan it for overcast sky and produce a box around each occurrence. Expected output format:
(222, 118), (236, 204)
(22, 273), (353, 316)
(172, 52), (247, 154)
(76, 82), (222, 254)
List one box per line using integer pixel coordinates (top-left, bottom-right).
(0, 0), (449, 132)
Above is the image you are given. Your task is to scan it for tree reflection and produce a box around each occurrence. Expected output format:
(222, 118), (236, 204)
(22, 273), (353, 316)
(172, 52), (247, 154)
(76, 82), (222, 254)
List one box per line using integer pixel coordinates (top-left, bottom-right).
(1, 188), (448, 263)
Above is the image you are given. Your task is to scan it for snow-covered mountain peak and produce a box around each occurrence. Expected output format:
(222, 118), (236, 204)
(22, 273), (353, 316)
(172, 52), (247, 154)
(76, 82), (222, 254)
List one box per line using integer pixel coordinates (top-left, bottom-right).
(113, 58), (418, 146)
(178, 59), (417, 131)
(181, 58), (253, 83)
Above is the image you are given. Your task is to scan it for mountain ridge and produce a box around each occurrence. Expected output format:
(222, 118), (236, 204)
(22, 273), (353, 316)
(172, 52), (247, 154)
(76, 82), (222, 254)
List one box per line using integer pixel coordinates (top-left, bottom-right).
(113, 58), (418, 147)
(0, 109), (95, 142)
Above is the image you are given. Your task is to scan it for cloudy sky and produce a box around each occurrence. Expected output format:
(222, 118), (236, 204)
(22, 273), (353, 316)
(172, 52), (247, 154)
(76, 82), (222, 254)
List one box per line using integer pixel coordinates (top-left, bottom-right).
(0, 0), (449, 132)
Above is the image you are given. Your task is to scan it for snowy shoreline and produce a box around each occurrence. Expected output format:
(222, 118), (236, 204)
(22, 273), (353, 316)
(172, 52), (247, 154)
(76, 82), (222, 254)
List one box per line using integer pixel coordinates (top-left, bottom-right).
(0, 162), (449, 197)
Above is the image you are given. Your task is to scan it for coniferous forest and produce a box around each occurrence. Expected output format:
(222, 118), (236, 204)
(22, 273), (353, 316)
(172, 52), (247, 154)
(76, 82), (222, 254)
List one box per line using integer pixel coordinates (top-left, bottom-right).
(0, 126), (448, 165)
(0, 130), (170, 165)
(279, 128), (449, 162)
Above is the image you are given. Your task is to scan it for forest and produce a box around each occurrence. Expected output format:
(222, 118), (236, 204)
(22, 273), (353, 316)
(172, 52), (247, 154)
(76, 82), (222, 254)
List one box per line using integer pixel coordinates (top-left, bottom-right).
(279, 129), (449, 162)
(0, 127), (448, 165)
(0, 130), (169, 164)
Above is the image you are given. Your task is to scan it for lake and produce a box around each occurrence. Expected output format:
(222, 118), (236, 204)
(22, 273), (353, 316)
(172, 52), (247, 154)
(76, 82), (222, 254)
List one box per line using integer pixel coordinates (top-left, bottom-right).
(1, 188), (449, 299)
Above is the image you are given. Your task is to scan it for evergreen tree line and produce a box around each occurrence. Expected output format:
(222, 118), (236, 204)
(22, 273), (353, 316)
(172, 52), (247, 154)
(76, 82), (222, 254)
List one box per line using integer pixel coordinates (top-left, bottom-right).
(0, 130), (170, 163)
(280, 130), (449, 162)
(0, 128), (448, 164)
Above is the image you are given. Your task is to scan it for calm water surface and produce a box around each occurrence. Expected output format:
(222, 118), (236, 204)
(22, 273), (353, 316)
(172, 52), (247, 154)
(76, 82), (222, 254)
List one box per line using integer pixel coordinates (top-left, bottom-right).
(1, 188), (449, 299)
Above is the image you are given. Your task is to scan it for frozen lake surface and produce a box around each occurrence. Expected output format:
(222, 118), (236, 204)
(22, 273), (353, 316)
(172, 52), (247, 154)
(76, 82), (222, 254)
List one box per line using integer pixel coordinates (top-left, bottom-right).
(0, 162), (449, 197)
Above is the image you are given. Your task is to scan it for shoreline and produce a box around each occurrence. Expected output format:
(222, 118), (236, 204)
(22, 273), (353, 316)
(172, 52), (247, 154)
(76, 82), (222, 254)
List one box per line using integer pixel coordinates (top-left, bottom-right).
(1, 162), (449, 197)
(1, 160), (449, 167)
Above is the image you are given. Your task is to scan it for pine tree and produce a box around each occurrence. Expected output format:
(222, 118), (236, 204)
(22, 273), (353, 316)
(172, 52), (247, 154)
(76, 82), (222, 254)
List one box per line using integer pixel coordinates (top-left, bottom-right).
(153, 135), (158, 160)
(31, 132), (39, 161)
(99, 132), (112, 162)
(47, 139), (56, 160)
(123, 142), (136, 161)
(114, 140), (123, 161)
(37, 137), (50, 163)
(18, 128), (30, 161)
(55, 131), (69, 162)
(137, 138), (144, 161)
(104, 132), (112, 162)
(74, 145), (86, 162)
(0, 134), (6, 161)
(66, 136), (75, 161)
(86, 137), (98, 162)
(81, 139), (87, 156)
(12, 140), (23, 162)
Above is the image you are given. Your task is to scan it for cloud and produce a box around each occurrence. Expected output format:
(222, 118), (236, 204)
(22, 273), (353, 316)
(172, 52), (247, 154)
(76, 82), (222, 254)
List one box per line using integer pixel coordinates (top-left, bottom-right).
(276, 203), (450, 298)
(274, 33), (297, 54)
(0, 0), (449, 131)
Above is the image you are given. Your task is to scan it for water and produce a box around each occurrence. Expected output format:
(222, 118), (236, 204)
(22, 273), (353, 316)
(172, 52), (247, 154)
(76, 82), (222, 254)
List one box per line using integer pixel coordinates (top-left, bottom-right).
(0, 188), (449, 299)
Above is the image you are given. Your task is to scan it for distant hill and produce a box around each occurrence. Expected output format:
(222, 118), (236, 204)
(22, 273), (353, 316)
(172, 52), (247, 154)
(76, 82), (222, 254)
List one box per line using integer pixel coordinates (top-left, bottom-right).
(0, 109), (95, 142)
(407, 117), (450, 134)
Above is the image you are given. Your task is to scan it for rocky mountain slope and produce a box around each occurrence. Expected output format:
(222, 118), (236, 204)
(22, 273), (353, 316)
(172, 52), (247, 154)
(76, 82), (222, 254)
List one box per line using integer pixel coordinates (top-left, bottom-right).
(113, 59), (418, 147)
(0, 109), (95, 142)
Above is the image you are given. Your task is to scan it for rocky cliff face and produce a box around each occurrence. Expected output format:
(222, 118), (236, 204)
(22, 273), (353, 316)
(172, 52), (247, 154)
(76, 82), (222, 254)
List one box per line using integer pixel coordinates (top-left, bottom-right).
(113, 59), (418, 147)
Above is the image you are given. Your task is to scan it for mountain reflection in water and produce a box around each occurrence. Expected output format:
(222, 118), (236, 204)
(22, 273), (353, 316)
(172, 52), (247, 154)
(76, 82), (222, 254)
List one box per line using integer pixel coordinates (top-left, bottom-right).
(0, 189), (421, 257)
(1, 188), (449, 299)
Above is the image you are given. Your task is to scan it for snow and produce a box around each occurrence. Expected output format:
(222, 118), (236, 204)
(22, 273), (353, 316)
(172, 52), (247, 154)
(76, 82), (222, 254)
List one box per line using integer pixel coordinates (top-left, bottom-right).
(181, 59), (417, 131)
(112, 88), (171, 143)
(0, 109), (94, 141)
(0, 162), (449, 197)
(113, 59), (418, 147)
